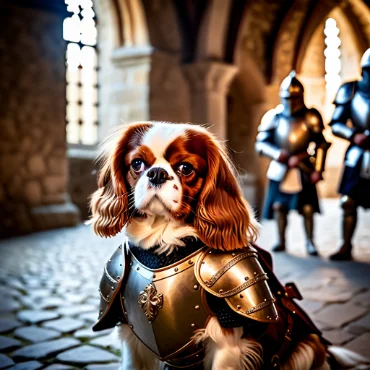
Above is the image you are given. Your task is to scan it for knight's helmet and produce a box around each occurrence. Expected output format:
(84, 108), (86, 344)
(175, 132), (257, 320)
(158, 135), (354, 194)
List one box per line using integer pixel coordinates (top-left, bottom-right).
(279, 70), (305, 115)
(361, 48), (370, 70)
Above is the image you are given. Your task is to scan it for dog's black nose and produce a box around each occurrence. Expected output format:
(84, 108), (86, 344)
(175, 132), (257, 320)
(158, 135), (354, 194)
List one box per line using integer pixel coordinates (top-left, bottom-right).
(147, 167), (169, 185)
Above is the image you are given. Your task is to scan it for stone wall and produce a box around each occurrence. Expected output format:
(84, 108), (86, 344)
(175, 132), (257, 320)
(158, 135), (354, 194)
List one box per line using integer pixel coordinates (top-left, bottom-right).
(0, 3), (79, 237)
(68, 148), (97, 221)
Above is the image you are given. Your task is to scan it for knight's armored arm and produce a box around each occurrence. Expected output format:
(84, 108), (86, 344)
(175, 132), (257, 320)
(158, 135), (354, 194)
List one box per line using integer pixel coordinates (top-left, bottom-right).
(306, 108), (331, 173)
(255, 111), (281, 161)
(329, 82), (356, 142)
(330, 106), (356, 141)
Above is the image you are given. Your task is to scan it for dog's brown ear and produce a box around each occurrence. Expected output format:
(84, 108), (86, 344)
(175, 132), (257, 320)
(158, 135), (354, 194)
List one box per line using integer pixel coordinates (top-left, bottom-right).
(90, 123), (152, 237)
(193, 135), (258, 250)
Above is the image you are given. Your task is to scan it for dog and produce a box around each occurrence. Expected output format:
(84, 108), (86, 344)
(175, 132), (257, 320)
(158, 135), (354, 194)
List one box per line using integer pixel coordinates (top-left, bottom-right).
(90, 121), (368, 370)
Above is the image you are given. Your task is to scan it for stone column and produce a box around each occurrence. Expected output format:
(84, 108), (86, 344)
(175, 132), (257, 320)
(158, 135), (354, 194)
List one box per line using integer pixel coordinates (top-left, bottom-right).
(97, 45), (152, 141)
(182, 62), (238, 141)
(0, 1), (80, 237)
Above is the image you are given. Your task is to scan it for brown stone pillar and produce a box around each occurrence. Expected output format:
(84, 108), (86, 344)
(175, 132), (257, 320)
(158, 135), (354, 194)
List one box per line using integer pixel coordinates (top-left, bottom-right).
(0, 2), (80, 237)
(182, 62), (238, 141)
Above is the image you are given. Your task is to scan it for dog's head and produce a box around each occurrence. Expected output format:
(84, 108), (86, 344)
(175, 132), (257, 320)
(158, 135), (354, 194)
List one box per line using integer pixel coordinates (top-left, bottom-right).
(90, 122), (258, 251)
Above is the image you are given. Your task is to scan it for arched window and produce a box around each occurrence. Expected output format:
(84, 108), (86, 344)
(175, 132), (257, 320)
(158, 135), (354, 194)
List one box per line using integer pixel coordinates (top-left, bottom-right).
(64, 0), (98, 145)
(324, 18), (341, 103)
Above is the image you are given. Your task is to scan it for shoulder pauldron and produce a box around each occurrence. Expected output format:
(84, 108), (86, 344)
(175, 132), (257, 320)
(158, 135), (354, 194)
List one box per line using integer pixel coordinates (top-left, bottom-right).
(334, 81), (356, 105)
(93, 245), (127, 331)
(195, 246), (279, 323)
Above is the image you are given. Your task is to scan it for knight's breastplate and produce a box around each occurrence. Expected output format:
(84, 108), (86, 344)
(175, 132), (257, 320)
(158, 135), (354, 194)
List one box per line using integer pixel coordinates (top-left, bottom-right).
(350, 91), (370, 131)
(121, 245), (209, 367)
(274, 114), (311, 154)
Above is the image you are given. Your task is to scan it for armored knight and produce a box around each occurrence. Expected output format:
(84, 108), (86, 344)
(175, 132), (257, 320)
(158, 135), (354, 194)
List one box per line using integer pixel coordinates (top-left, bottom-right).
(329, 48), (370, 261)
(93, 238), (326, 369)
(256, 71), (331, 256)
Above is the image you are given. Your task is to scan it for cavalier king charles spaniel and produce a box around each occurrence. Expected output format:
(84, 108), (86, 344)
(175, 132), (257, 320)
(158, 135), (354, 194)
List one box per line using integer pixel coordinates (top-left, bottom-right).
(90, 121), (367, 370)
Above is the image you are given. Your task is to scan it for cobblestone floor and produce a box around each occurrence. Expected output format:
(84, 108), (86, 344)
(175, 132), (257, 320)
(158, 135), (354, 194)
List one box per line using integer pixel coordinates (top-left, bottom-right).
(0, 199), (369, 369)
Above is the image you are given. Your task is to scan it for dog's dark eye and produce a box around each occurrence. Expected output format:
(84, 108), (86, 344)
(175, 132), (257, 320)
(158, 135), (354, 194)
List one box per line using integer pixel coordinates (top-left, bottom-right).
(131, 159), (145, 173)
(177, 163), (194, 176)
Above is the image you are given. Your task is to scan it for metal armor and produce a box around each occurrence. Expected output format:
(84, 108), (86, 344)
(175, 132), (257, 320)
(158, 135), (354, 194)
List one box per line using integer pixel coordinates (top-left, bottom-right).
(93, 240), (278, 368)
(256, 108), (330, 182)
(330, 81), (370, 176)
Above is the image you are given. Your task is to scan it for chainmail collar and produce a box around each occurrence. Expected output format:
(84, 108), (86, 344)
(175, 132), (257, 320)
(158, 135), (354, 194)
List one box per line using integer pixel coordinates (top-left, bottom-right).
(128, 237), (205, 269)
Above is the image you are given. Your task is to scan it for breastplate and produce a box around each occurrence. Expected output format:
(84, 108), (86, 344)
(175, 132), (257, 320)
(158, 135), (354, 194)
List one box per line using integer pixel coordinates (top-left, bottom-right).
(274, 114), (311, 154)
(121, 245), (209, 367)
(350, 91), (370, 131)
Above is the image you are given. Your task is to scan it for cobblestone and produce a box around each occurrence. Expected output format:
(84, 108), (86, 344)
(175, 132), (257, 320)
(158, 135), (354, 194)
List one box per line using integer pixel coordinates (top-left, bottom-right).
(56, 345), (119, 364)
(345, 313), (370, 335)
(43, 318), (85, 333)
(0, 354), (15, 369)
(13, 338), (80, 361)
(17, 310), (60, 324)
(322, 329), (354, 345)
(314, 302), (368, 328)
(0, 199), (368, 368)
(0, 335), (21, 351)
(0, 319), (22, 333)
(8, 361), (43, 370)
(344, 332), (370, 360)
(14, 326), (61, 343)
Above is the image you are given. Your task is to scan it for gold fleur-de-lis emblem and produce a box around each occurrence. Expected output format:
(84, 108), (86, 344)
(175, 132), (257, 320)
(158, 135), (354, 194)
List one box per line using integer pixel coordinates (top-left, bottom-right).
(138, 283), (163, 323)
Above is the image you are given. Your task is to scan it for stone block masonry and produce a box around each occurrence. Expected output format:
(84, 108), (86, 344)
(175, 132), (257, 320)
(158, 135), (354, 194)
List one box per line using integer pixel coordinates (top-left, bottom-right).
(0, 3), (80, 237)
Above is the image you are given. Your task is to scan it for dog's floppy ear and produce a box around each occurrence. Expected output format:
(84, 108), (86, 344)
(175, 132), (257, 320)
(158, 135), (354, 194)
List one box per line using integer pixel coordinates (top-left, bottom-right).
(193, 135), (258, 250)
(90, 122), (152, 237)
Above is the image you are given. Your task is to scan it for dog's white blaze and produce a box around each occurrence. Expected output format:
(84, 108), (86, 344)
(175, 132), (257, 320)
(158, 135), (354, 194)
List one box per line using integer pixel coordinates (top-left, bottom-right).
(142, 122), (187, 158)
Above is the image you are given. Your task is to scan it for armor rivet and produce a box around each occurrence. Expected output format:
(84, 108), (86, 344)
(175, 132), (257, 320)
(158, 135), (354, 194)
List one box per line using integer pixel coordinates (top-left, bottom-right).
(109, 259), (112, 262)
(153, 274), (156, 278)
(130, 262), (133, 266)
(237, 305), (241, 310)
(122, 296), (124, 300)
(244, 277), (249, 281)
(240, 294), (244, 298)
(196, 355), (199, 358)
(120, 264), (122, 267)
(285, 292), (288, 297)
(125, 311), (128, 315)
(174, 267), (178, 272)
(219, 289), (223, 293)
(117, 276), (120, 280)
(100, 310), (103, 314)
(209, 251), (212, 254)
(232, 253), (235, 257)
(191, 323), (195, 327)
(264, 298), (267, 302)
(293, 311), (296, 314)
(106, 294), (109, 298)
(137, 267), (140, 271)
(254, 272), (257, 275)
(195, 305), (200, 310)
(111, 286), (115, 290)
(130, 325), (133, 329)
(194, 285), (199, 290)
(188, 260), (193, 264)
(202, 261), (205, 265)
(277, 291), (281, 295)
